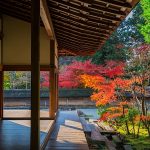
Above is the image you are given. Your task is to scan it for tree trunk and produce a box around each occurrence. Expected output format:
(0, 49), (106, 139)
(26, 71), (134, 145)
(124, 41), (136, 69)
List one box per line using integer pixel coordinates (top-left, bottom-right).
(142, 99), (146, 116)
(137, 119), (141, 138)
(126, 121), (130, 135)
(148, 127), (150, 137)
(123, 106), (130, 134)
(132, 120), (135, 137)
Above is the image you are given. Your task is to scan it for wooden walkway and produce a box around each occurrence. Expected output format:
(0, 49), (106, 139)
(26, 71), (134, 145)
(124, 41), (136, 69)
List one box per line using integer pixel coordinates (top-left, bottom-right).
(46, 111), (89, 150)
(0, 120), (54, 150)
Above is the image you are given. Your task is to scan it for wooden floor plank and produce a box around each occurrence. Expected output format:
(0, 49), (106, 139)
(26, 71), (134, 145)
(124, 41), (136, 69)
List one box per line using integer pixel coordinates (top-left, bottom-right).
(0, 118), (54, 150)
(3, 109), (49, 118)
(46, 111), (89, 150)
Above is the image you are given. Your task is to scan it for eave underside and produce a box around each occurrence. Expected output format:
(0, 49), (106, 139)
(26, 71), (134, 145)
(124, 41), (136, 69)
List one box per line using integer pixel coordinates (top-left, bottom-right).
(0, 0), (139, 56)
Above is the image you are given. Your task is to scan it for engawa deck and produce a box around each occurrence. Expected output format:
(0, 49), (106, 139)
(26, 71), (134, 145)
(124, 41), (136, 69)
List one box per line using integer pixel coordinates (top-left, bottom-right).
(46, 111), (89, 150)
(0, 110), (54, 150)
(0, 120), (54, 150)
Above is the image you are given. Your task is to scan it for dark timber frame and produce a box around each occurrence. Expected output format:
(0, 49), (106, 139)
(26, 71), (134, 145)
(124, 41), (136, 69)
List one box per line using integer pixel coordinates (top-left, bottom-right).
(0, 69), (3, 119)
(0, 14), (3, 119)
(50, 39), (56, 119)
(47, 0), (139, 55)
(31, 0), (40, 149)
(1, 64), (57, 120)
(0, 0), (139, 56)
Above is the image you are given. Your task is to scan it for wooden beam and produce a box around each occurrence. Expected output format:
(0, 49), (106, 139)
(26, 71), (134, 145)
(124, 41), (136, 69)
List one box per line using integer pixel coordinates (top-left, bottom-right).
(40, 0), (53, 38)
(94, 0), (132, 8)
(58, 42), (95, 50)
(52, 19), (110, 37)
(56, 34), (100, 45)
(59, 49), (78, 56)
(49, 0), (121, 21)
(90, 4), (126, 16)
(54, 24), (105, 39)
(0, 7), (31, 22)
(56, 37), (102, 50)
(3, 65), (31, 71)
(51, 13), (114, 31)
(3, 65), (51, 71)
(55, 29), (102, 42)
(0, 6), (43, 26)
(58, 46), (80, 53)
(59, 45), (92, 52)
(48, 0), (133, 9)
(1, 0), (31, 9)
(0, 1), (30, 14)
(0, 2), (33, 23)
(89, 11), (121, 22)
(54, 25), (99, 39)
(48, 0), (126, 16)
(130, 0), (140, 8)
(59, 45), (92, 53)
(57, 38), (98, 47)
(50, 40), (56, 119)
(31, 0), (40, 149)
(58, 41), (97, 50)
(49, 6), (116, 26)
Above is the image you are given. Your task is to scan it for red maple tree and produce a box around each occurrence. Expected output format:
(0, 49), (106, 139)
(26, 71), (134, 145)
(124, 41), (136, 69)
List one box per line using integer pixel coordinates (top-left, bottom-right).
(59, 60), (124, 88)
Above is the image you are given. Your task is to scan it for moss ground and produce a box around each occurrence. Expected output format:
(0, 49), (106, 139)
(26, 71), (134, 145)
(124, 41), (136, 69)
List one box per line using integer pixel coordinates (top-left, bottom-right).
(116, 125), (150, 150)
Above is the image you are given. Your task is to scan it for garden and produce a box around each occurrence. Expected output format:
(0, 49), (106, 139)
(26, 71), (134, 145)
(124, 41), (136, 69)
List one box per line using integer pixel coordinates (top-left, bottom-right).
(58, 0), (150, 149)
(2, 0), (150, 149)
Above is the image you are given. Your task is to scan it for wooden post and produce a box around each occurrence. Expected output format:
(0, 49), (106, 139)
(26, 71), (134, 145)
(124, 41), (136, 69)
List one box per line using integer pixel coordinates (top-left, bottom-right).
(49, 39), (56, 119)
(55, 73), (59, 111)
(30, 0), (40, 149)
(0, 14), (3, 120)
(55, 46), (59, 112)
(0, 67), (3, 119)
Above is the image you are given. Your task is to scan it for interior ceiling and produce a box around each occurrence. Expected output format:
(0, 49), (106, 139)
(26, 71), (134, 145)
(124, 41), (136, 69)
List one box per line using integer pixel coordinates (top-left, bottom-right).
(0, 0), (139, 56)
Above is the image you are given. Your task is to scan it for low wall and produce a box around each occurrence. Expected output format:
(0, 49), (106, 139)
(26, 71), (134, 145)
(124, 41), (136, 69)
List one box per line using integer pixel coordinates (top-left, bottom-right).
(3, 89), (95, 108)
(4, 89), (93, 98)
(3, 89), (150, 109)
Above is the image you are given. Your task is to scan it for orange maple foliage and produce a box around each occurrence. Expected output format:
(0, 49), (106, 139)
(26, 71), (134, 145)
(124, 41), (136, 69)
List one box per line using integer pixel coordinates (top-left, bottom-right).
(100, 102), (129, 121)
(134, 115), (150, 122)
(119, 101), (129, 106)
(80, 73), (133, 106)
(100, 108), (124, 121)
(141, 115), (150, 121)
(80, 74), (116, 106)
(113, 78), (132, 89)
(107, 106), (122, 112)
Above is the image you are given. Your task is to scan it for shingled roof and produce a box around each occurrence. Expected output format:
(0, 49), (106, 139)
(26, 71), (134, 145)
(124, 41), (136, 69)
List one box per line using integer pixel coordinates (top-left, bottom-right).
(0, 0), (139, 56)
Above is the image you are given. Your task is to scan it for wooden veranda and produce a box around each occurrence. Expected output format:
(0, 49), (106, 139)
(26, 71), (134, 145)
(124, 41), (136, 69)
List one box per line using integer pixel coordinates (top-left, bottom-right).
(0, 0), (139, 149)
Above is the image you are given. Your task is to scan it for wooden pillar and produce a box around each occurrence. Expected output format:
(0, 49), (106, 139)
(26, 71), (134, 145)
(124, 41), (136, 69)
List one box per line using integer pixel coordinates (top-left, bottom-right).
(55, 73), (59, 111)
(49, 39), (56, 119)
(0, 14), (3, 120)
(55, 47), (59, 112)
(30, 0), (40, 149)
(0, 67), (3, 119)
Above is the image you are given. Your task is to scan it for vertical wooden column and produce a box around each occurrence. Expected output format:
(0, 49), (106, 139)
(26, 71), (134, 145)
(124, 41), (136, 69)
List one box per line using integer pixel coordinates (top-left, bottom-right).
(55, 47), (59, 112)
(0, 68), (3, 119)
(55, 73), (59, 111)
(0, 14), (3, 120)
(49, 39), (56, 119)
(31, 0), (40, 149)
